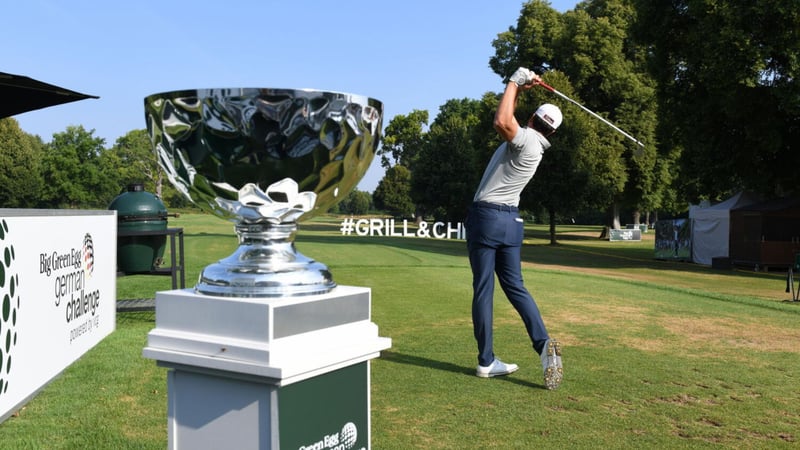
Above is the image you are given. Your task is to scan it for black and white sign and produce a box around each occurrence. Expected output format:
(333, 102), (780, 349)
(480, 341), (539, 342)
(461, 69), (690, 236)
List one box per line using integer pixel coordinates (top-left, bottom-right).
(0, 210), (116, 422)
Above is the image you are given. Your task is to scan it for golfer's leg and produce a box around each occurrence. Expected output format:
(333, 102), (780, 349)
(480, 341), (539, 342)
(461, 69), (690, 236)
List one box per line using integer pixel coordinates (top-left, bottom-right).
(469, 244), (496, 367)
(496, 244), (549, 352)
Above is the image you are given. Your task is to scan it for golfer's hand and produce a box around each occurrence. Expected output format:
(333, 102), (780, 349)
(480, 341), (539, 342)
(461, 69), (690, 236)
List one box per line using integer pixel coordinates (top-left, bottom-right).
(510, 67), (539, 87)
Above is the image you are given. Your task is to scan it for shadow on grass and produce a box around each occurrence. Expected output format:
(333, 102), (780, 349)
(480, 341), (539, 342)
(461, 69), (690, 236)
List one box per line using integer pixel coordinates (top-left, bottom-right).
(380, 351), (542, 389)
(299, 220), (467, 254)
(117, 310), (155, 324)
(186, 232), (238, 239)
(523, 226), (603, 241)
(299, 221), (775, 281)
(178, 217), (783, 289)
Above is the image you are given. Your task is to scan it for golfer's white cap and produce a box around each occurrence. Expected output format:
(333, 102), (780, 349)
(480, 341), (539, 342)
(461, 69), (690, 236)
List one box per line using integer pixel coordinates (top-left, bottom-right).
(535, 103), (562, 130)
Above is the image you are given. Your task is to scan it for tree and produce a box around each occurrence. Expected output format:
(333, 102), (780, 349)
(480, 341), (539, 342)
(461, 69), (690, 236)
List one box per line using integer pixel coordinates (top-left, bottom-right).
(491, 0), (661, 229)
(338, 189), (372, 215)
(633, 0), (800, 201)
(39, 126), (117, 208)
(412, 98), (486, 222)
(0, 118), (44, 208)
(110, 129), (164, 196)
(518, 70), (625, 243)
(571, 0), (660, 225)
(373, 165), (415, 218)
(489, 0), (563, 78)
(376, 110), (429, 170)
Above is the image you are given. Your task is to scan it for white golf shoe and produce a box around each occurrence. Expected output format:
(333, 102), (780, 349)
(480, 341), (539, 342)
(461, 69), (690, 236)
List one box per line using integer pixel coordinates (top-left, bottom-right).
(476, 358), (519, 378)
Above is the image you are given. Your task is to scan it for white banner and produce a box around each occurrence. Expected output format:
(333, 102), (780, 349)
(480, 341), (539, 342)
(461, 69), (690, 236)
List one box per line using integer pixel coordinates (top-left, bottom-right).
(0, 210), (117, 422)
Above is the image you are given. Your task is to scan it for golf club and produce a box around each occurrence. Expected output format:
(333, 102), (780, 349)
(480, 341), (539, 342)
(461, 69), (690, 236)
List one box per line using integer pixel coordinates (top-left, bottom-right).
(536, 80), (645, 148)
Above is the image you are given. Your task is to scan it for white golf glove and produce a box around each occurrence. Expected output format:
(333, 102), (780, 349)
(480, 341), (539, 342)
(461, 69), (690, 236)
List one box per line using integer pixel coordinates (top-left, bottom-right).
(509, 67), (535, 86)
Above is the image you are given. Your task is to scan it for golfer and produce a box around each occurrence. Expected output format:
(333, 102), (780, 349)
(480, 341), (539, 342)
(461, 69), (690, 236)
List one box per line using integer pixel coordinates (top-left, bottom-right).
(466, 67), (563, 390)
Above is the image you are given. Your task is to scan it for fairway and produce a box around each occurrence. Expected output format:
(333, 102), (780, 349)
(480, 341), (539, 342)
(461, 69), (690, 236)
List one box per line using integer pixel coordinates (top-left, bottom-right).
(2, 213), (798, 448)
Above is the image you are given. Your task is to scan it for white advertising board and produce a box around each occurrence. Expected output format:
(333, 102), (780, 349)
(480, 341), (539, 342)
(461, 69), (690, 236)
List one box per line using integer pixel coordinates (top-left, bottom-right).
(609, 228), (642, 241)
(0, 209), (117, 423)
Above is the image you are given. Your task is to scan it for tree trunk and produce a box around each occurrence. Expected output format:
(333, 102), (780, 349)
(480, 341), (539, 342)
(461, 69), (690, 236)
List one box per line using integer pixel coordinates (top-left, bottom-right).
(548, 207), (557, 245)
(633, 210), (641, 226)
(611, 202), (622, 229)
(155, 167), (164, 199)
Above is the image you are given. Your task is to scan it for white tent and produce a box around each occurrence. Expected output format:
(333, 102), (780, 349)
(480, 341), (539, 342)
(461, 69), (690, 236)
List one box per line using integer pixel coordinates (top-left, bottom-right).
(689, 192), (761, 265)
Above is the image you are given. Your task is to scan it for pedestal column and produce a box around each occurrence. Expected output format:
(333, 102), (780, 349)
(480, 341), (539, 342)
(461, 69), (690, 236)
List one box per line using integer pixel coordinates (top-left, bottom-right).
(143, 285), (391, 449)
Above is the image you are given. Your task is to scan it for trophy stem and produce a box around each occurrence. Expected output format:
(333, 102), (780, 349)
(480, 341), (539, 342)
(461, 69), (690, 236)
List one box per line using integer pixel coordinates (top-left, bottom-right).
(196, 221), (335, 297)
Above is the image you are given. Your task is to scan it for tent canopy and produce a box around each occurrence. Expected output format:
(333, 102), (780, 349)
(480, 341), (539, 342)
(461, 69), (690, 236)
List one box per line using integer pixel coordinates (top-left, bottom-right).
(0, 71), (98, 119)
(689, 192), (762, 265)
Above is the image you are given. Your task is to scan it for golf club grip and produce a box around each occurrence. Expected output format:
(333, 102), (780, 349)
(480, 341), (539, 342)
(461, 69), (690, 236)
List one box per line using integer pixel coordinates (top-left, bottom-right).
(537, 81), (556, 92)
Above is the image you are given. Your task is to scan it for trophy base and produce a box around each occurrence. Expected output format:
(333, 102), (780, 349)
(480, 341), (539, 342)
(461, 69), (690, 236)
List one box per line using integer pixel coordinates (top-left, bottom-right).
(195, 222), (336, 298)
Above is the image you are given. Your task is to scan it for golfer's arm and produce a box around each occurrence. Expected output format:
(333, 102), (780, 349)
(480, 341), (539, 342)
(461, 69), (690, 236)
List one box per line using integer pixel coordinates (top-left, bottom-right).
(494, 82), (521, 142)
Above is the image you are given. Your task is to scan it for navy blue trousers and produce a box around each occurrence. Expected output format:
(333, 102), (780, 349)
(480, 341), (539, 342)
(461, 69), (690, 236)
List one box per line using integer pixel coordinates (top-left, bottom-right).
(466, 202), (549, 367)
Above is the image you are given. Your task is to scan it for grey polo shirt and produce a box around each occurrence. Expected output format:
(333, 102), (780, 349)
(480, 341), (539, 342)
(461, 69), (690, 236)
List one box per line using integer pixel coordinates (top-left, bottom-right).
(472, 125), (551, 207)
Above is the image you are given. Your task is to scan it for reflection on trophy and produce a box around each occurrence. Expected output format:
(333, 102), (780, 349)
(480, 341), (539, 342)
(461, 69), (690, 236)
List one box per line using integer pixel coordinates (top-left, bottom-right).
(145, 88), (382, 297)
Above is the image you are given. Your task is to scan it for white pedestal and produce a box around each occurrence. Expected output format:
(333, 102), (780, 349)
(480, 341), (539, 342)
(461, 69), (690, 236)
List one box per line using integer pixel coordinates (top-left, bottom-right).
(143, 285), (391, 450)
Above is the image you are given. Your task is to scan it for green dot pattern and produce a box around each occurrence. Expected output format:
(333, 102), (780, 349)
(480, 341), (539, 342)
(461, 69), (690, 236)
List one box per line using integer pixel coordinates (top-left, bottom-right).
(0, 219), (18, 398)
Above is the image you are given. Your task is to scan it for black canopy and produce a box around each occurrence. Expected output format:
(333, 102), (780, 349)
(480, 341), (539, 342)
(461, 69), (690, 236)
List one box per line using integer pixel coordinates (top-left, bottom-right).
(0, 71), (98, 119)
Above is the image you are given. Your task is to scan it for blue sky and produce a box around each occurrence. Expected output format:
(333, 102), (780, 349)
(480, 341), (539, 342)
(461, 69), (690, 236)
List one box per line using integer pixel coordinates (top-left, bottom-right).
(4, 0), (578, 192)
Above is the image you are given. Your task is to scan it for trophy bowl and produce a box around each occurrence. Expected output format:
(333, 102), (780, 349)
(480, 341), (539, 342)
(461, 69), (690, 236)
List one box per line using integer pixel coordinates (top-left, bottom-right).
(144, 88), (383, 297)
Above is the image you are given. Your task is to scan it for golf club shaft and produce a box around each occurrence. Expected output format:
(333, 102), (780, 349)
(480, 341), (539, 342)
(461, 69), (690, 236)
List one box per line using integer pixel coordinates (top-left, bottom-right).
(537, 81), (645, 148)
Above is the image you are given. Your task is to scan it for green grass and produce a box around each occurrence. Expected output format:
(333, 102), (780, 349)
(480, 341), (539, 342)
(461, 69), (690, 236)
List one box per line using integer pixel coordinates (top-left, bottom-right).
(3, 214), (799, 448)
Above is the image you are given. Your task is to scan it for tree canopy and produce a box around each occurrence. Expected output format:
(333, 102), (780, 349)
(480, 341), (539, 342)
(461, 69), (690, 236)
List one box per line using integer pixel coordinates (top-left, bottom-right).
(372, 0), (798, 237)
(376, 109), (429, 170)
(111, 129), (163, 196)
(0, 118), (44, 208)
(338, 189), (372, 215)
(411, 98), (487, 222)
(4, 0), (798, 229)
(0, 124), (175, 210)
(38, 125), (119, 208)
(491, 0), (661, 228)
(373, 165), (415, 218)
(633, 0), (800, 201)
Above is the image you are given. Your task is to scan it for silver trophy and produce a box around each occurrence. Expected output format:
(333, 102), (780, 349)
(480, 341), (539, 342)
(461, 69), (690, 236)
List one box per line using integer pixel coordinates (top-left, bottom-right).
(145, 88), (382, 297)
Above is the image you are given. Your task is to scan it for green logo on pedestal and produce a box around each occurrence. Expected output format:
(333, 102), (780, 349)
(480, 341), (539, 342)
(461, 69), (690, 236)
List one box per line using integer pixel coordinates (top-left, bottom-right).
(280, 363), (369, 450)
(340, 422), (357, 448)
